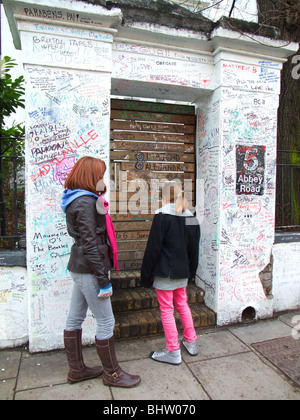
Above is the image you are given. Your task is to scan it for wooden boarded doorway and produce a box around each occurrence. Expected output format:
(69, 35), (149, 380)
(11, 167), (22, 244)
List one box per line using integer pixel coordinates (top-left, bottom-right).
(110, 99), (196, 272)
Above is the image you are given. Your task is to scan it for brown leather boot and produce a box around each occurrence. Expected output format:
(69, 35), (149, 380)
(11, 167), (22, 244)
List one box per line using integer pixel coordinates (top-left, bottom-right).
(64, 329), (103, 383)
(95, 335), (141, 388)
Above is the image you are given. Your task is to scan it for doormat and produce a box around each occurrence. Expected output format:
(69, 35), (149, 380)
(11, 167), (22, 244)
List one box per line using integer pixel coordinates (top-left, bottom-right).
(252, 336), (300, 386)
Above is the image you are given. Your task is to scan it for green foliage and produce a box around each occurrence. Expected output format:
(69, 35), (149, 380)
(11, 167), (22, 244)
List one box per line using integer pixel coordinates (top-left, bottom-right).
(0, 56), (25, 172)
(0, 56), (25, 128)
(0, 57), (25, 248)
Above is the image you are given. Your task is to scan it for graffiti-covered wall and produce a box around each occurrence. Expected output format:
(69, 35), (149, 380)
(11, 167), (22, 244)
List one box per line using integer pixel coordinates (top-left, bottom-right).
(0, 266), (28, 348)
(273, 242), (300, 312)
(18, 18), (113, 350)
(196, 55), (282, 325)
(26, 67), (111, 350)
(196, 89), (222, 313)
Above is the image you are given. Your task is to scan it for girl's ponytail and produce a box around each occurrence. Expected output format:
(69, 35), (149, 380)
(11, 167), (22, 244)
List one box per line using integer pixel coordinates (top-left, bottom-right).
(161, 182), (189, 214)
(175, 190), (189, 214)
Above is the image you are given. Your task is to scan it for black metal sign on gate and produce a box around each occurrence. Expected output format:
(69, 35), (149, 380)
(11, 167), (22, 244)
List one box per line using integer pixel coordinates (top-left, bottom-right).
(236, 145), (266, 196)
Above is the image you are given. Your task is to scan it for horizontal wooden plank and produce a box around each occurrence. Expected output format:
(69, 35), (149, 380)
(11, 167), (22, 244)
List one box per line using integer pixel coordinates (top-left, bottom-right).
(111, 99), (195, 115)
(116, 231), (150, 240)
(111, 151), (195, 163)
(113, 204), (150, 214)
(111, 110), (195, 125)
(112, 213), (153, 222)
(114, 191), (194, 203)
(125, 171), (194, 181)
(118, 250), (146, 261)
(114, 177), (194, 191)
(113, 221), (153, 231)
(114, 196), (156, 210)
(111, 130), (194, 144)
(115, 190), (156, 200)
(113, 202), (195, 215)
(117, 260), (142, 270)
(121, 162), (195, 173)
(111, 140), (194, 154)
(110, 120), (195, 134)
(118, 241), (147, 251)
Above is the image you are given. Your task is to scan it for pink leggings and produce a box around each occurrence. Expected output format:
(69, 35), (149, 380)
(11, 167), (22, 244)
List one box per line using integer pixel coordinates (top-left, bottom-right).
(156, 287), (197, 351)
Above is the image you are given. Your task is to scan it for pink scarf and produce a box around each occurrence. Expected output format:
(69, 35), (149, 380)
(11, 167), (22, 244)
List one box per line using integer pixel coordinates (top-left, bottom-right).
(98, 197), (120, 276)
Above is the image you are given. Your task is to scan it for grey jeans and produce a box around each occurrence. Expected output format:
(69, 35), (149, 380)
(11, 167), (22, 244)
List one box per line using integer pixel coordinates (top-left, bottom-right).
(65, 272), (115, 340)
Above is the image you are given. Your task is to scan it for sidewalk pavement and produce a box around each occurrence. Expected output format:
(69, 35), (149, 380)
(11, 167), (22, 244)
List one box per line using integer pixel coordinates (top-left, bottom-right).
(1, 311), (300, 401)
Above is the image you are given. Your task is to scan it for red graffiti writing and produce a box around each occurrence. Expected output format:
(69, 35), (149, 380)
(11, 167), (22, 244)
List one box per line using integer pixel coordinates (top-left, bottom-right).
(30, 129), (98, 182)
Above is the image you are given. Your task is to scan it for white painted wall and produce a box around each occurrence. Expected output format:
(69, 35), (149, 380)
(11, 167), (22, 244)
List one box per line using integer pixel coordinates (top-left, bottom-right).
(24, 33), (112, 352)
(272, 242), (300, 313)
(0, 267), (28, 348)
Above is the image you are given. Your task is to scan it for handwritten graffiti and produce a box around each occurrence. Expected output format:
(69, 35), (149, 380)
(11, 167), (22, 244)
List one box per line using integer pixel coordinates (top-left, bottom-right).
(30, 129), (99, 181)
(0, 290), (12, 304)
(112, 43), (214, 90)
(53, 156), (76, 185)
(237, 202), (261, 215)
(234, 277), (266, 304)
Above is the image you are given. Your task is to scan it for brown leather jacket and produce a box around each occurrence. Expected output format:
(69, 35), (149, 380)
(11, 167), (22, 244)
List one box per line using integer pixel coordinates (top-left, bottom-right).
(65, 195), (113, 287)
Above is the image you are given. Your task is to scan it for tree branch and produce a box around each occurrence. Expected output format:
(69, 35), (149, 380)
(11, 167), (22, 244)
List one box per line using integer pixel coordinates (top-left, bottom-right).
(229, 0), (237, 17)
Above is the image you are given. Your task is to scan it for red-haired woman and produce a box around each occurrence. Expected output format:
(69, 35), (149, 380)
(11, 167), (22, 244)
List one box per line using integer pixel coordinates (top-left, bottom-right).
(60, 156), (140, 388)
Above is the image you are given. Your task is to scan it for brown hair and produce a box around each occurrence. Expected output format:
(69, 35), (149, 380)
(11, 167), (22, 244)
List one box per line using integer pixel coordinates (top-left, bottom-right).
(162, 182), (189, 214)
(64, 156), (107, 195)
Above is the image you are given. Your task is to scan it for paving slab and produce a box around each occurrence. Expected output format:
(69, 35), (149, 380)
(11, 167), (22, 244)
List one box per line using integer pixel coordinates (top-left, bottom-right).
(16, 351), (67, 391)
(278, 312), (300, 330)
(0, 350), (22, 400)
(229, 319), (293, 345)
(182, 330), (249, 363)
(113, 335), (166, 363)
(15, 378), (112, 400)
(0, 378), (16, 400)
(110, 358), (209, 401)
(190, 352), (300, 400)
(0, 350), (22, 380)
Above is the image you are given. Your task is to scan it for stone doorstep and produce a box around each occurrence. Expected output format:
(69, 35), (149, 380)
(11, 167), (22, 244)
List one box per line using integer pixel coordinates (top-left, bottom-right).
(110, 271), (215, 340)
(111, 271), (142, 289)
(111, 283), (205, 313)
(114, 304), (216, 340)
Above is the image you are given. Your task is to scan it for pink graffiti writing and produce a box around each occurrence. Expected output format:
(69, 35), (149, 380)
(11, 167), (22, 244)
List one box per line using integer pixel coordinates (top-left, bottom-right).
(30, 129), (98, 182)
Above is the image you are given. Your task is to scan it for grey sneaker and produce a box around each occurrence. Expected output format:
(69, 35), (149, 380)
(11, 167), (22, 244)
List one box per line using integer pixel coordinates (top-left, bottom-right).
(150, 348), (182, 365)
(182, 338), (199, 356)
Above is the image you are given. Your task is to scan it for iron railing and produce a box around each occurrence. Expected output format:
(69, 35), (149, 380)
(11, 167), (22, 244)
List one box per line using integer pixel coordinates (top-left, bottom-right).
(0, 135), (25, 250)
(276, 150), (300, 231)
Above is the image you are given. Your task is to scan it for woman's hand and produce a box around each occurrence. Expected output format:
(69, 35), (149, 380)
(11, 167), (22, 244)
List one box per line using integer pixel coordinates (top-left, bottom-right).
(98, 283), (113, 298)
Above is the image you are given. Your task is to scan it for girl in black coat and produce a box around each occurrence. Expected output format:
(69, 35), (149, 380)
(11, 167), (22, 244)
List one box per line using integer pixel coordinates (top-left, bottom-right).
(141, 182), (200, 365)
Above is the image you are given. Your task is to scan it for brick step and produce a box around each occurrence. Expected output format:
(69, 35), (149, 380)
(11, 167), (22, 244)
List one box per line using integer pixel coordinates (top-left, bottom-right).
(111, 271), (141, 289)
(114, 304), (216, 340)
(111, 272), (216, 340)
(111, 283), (205, 313)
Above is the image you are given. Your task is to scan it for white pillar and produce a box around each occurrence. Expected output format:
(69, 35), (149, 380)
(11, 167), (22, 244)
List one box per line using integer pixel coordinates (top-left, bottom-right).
(197, 45), (288, 325)
(5, 0), (121, 351)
